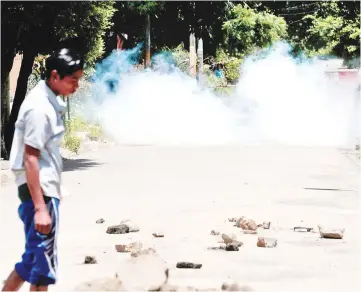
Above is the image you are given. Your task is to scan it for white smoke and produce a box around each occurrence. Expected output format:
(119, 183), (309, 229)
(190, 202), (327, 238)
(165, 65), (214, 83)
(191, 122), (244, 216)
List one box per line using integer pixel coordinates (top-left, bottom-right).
(233, 42), (359, 147)
(80, 42), (359, 148)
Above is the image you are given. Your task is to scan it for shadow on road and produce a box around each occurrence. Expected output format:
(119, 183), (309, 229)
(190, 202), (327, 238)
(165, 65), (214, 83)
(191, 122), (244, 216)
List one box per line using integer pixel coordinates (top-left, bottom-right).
(63, 158), (102, 172)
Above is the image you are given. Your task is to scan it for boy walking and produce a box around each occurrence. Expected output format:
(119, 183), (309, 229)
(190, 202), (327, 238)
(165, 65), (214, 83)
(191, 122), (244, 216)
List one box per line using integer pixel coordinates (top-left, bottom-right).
(2, 48), (84, 291)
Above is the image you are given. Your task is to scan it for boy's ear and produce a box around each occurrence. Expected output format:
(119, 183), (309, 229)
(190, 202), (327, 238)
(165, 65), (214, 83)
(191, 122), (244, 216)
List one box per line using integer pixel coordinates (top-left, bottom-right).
(50, 70), (60, 80)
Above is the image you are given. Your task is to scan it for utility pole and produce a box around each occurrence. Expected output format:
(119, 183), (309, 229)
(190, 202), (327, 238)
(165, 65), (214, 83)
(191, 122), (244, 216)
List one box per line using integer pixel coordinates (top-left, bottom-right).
(189, 33), (196, 78)
(145, 13), (151, 69)
(197, 38), (204, 86)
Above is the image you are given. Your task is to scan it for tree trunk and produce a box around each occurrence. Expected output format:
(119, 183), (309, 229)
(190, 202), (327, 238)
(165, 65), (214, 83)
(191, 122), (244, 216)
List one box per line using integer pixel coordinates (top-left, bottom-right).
(145, 13), (151, 68)
(1, 49), (16, 160)
(1, 75), (10, 159)
(4, 49), (36, 155)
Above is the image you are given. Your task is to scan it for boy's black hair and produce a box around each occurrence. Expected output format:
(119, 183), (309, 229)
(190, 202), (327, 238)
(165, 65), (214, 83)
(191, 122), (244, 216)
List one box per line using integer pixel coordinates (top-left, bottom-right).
(44, 48), (85, 80)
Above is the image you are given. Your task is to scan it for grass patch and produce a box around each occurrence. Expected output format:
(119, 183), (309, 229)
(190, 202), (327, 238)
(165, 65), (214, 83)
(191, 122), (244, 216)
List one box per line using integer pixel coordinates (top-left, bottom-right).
(62, 117), (104, 153)
(65, 117), (89, 132)
(63, 133), (81, 154)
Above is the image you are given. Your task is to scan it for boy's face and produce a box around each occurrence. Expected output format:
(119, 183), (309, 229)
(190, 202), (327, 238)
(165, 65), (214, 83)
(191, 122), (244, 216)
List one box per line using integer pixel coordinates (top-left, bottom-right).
(50, 69), (83, 97)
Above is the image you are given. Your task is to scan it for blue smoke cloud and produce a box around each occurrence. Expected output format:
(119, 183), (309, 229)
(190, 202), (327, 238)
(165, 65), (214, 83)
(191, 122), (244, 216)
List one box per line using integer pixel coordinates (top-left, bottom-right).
(91, 43), (143, 97)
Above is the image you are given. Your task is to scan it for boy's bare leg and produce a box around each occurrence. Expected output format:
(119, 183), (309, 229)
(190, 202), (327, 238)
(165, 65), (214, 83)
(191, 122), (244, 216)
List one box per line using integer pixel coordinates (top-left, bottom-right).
(30, 285), (48, 291)
(1, 269), (24, 291)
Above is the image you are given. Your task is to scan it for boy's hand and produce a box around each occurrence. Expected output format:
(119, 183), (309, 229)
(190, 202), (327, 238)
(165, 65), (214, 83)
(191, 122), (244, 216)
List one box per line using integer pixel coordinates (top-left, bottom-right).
(34, 208), (52, 234)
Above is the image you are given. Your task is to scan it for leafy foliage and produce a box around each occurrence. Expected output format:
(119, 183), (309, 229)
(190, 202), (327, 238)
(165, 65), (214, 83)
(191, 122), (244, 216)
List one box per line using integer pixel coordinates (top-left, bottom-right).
(222, 4), (288, 57)
(302, 2), (360, 62)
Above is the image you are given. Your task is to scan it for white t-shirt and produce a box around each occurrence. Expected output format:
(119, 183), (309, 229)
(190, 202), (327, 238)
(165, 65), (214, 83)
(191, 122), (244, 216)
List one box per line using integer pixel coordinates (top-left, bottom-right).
(9, 80), (66, 199)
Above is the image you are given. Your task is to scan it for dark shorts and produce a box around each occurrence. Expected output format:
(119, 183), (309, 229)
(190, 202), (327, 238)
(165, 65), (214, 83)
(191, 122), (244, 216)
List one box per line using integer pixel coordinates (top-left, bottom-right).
(15, 184), (60, 286)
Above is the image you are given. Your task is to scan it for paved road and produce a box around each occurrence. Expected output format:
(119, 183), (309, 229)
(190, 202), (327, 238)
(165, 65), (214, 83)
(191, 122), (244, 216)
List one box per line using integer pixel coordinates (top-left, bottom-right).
(0, 145), (360, 291)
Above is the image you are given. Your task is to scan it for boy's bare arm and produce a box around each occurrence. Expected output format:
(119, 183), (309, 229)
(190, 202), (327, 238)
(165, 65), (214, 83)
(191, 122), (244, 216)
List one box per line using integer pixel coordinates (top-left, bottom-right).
(24, 144), (51, 234)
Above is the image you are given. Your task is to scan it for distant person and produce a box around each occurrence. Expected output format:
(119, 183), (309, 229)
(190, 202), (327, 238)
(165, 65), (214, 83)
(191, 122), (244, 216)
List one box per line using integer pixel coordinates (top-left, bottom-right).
(99, 31), (128, 94)
(2, 48), (85, 291)
(215, 64), (224, 79)
(116, 33), (128, 51)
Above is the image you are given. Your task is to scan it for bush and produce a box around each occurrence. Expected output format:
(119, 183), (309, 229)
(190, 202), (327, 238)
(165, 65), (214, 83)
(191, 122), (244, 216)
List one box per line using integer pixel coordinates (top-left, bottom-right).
(224, 57), (243, 84)
(215, 48), (243, 84)
(159, 43), (190, 73)
(87, 125), (103, 141)
(65, 117), (89, 132)
(63, 133), (81, 154)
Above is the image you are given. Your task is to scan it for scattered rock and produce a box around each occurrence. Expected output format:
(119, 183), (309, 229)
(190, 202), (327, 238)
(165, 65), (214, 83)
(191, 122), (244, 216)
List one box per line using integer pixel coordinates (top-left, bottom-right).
(221, 233), (237, 244)
(121, 220), (140, 232)
(241, 230), (257, 235)
(294, 226), (313, 232)
(225, 243), (240, 251)
(228, 217), (238, 223)
(96, 218), (105, 224)
(207, 245), (226, 251)
(318, 226), (345, 239)
(210, 229), (220, 236)
(257, 237), (277, 248)
(131, 247), (157, 258)
(84, 256), (97, 264)
(236, 217), (258, 231)
(153, 232), (165, 238)
(106, 224), (129, 234)
(115, 242), (142, 253)
(176, 262), (202, 269)
(222, 282), (252, 291)
(208, 241), (243, 251)
(262, 221), (271, 229)
(232, 240), (243, 247)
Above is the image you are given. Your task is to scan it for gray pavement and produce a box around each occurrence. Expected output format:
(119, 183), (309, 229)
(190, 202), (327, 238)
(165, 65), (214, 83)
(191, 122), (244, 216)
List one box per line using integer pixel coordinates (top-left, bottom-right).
(0, 145), (360, 291)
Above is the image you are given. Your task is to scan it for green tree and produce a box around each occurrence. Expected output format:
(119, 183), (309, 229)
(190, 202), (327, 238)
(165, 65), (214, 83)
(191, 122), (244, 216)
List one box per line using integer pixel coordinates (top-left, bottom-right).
(2, 1), (115, 157)
(302, 1), (360, 63)
(222, 4), (288, 57)
(255, 1), (360, 63)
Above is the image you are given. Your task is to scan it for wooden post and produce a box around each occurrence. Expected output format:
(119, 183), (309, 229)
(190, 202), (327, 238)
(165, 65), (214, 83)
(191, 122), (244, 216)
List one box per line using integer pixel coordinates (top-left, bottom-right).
(197, 38), (203, 85)
(145, 13), (151, 68)
(189, 33), (196, 78)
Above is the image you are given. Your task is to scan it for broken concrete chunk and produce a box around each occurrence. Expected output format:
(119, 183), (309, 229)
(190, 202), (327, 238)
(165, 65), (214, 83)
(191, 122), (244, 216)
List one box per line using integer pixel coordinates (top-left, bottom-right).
(225, 243), (240, 251)
(294, 226), (314, 232)
(262, 221), (271, 229)
(106, 224), (129, 234)
(96, 218), (105, 224)
(318, 226), (345, 239)
(84, 256), (97, 264)
(236, 217), (258, 231)
(210, 229), (220, 236)
(232, 240), (243, 247)
(153, 232), (165, 238)
(120, 220), (140, 232)
(131, 247), (156, 258)
(221, 233), (237, 244)
(208, 241), (242, 251)
(257, 237), (277, 248)
(115, 242), (142, 253)
(176, 262), (202, 269)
